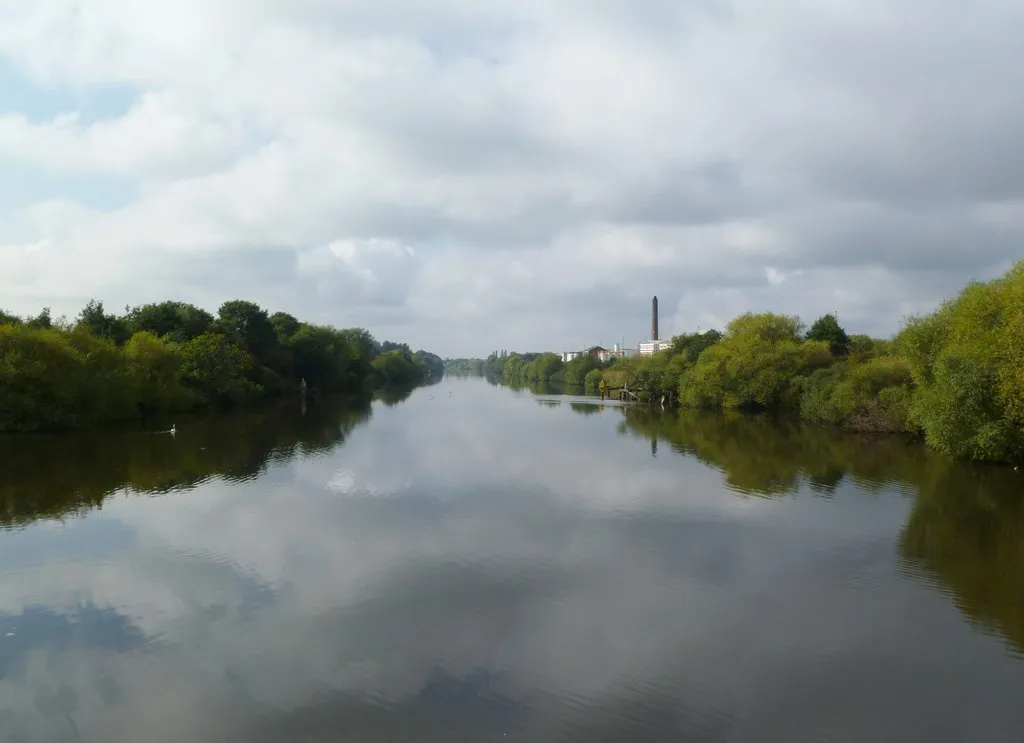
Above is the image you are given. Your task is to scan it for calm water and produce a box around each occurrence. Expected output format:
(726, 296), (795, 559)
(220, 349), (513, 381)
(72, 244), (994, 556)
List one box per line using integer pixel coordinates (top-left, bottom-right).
(2, 378), (1024, 742)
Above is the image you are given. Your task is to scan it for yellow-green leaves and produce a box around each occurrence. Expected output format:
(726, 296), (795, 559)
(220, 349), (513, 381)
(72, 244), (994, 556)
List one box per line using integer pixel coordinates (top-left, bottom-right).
(898, 260), (1024, 461)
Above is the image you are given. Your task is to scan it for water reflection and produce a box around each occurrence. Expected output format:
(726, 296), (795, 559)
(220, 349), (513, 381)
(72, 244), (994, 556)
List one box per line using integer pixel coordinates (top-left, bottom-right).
(0, 397), (372, 529)
(899, 461), (1024, 656)
(2, 379), (1024, 741)
(614, 405), (1024, 657)
(613, 406), (936, 497)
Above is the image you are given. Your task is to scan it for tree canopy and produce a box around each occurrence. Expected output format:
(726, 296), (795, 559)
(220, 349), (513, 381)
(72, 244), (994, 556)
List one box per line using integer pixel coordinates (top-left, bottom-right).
(806, 313), (851, 356)
(0, 297), (441, 432)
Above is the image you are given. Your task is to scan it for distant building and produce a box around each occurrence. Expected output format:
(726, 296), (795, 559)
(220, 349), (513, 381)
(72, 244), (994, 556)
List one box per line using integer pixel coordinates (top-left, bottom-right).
(562, 344), (628, 363)
(638, 339), (670, 356)
(560, 295), (662, 362)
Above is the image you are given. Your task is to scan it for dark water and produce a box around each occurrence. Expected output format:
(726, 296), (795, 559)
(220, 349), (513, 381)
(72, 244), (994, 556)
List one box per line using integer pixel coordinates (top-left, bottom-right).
(2, 378), (1024, 742)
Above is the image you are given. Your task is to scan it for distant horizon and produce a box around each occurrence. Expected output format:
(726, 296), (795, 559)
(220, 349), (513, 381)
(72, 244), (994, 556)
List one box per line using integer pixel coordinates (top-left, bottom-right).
(2, 2), (1018, 358)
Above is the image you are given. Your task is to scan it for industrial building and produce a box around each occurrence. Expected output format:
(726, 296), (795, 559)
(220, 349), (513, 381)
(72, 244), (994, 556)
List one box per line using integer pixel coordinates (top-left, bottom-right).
(561, 344), (631, 363)
(637, 295), (668, 355)
(557, 294), (667, 360)
(560, 295), (667, 360)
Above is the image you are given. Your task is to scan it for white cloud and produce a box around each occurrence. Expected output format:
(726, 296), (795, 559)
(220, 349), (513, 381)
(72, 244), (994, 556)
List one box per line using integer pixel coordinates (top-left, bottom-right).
(1, 0), (1023, 354)
(0, 90), (250, 178)
(296, 238), (419, 307)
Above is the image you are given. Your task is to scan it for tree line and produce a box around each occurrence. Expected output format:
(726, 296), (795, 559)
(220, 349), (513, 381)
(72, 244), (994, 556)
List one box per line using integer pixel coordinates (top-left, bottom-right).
(0, 298), (444, 432)
(443, 357), (486, 376)
(484, 351), (602, 387)
(480, 260), (1024, 464)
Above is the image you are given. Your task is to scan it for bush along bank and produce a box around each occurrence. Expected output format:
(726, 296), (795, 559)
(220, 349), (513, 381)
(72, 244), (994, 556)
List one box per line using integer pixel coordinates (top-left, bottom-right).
(494, 261), (1024, 464)
(483, 350), (606, 389)
(0, 299), (444, 433)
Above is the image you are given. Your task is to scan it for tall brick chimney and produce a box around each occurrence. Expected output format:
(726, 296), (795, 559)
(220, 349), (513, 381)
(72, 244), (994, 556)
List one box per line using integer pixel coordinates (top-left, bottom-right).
(651, 295), (659, 341)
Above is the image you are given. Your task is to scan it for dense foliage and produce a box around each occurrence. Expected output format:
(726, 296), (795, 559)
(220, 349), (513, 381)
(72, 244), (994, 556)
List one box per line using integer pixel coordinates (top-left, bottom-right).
(0, 298), (442, 432)
(479, 262), (1024, 463)
(484, 350), (606, 387)
(444, 357), (486, 376)
(897, 264), (1024, 462)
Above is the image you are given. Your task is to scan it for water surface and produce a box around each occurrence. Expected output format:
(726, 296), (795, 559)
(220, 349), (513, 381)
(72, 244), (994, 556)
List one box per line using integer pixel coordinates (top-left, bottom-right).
(2, 378), (1023, 742)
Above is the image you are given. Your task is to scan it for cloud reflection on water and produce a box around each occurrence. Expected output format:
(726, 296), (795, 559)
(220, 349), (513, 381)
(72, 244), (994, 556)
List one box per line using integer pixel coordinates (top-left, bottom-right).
(1, 378), (1023, 741)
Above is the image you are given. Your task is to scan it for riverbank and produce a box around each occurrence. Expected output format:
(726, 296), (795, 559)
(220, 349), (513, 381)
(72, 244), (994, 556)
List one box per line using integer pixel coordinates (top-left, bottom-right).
(481, 261), (1024, 464)
(0, 298), (443, 433)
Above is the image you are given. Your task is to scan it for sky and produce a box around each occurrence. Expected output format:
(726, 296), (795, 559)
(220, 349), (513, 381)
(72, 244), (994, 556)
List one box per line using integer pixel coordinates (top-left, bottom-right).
(1, 0), (1022, 358)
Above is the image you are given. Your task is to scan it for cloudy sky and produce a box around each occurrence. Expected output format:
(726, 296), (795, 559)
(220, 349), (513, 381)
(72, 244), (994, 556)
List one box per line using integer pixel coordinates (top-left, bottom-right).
(1, 1), (1022, 357)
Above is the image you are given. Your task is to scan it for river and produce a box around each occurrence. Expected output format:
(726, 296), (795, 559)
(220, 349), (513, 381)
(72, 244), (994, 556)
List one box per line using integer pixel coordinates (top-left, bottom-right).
(1, 377), (1023, 741)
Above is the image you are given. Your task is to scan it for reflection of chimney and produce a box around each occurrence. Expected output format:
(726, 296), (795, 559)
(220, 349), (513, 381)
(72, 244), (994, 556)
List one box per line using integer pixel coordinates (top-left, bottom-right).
(651, 295), (659, 341)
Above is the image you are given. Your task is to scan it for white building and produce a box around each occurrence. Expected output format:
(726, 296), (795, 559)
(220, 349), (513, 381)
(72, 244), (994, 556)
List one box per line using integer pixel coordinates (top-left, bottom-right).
(638, 339), (670, 356)
(599, 343), (631, 362)
(562, 344), (629, 363)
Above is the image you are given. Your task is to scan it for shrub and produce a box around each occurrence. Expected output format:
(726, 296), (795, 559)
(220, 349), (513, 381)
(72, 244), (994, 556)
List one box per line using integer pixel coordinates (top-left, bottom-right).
(896, 263), (1024, 461)
(681, 313), (832, 410)
(799, 356), (914, 433)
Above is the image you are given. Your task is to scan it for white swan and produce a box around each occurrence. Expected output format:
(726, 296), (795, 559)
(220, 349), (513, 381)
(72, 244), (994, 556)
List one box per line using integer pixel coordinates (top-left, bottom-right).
(169, 424), (176, 435)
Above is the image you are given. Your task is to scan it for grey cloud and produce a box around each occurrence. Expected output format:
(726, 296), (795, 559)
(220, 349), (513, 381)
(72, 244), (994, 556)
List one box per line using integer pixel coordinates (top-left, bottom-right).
(776, 205), (1019, 274)
(607, 160), (769, 227)
(3, 0), (1024, 354)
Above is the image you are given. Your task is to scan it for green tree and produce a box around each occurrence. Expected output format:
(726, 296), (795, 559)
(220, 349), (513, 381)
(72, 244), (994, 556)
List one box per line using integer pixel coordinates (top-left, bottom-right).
(532, 353), (564, 381)
(896, 265), (1024, 461)
(681, 313), (830, 409)
(216, 300), (277, 362)
(806, 313), (850, 356)
(77, 299), (130, 345)
(0, 309), (22, 326)
(270, 311), (301, 340)
(26, 307), (52, 330)
(847, 334), (893, 363)
(126, 301), (215, 343)
(561, 355), (603, 385)
(668, 329), (723, 363)
(123, 331), (189, 413)
(414, 349), (445, 380)
(0, 324), (85, 431)
(342, 328), (381, 362)
(0, 297), (439, 433)
(371, 349), (428, 386)
(380, 340), (412, 356)
(181, 333), (260, 405)
(289, 325), (361, 392)
(65, 327), (137, 423)
(799, 356), (913, 432)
